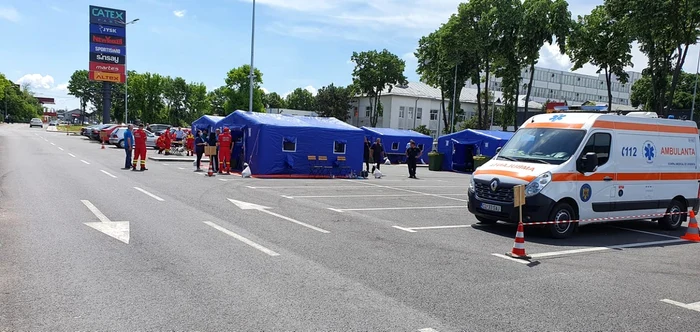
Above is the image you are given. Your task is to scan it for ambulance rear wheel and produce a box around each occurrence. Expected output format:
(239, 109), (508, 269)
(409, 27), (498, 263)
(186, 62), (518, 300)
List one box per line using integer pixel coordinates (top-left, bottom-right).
(659, 199), (686, 230)
(475, 216), (497, 224)
(547, 203), (576, 239)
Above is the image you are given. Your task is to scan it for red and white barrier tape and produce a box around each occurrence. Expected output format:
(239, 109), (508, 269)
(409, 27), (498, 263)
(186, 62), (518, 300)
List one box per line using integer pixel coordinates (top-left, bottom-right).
(522, 211), (688, 226)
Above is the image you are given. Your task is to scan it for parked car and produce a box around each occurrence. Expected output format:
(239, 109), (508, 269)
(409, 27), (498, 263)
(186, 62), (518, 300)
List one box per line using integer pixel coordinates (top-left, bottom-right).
(149, 124), (171, 135)
(109, 128), (157, 149)
(30, 118), (43, 128)
(48, 120), (58, 126)
(100, 124), (125, 142)
(90, 124), (113, 140)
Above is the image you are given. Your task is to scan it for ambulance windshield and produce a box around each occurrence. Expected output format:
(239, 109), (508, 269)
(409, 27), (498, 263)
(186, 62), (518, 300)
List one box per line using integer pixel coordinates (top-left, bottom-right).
(497, 128), (586, 165)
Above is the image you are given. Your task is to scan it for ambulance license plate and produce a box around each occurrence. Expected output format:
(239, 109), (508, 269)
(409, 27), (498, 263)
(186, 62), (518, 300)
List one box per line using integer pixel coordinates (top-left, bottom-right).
(480, 203), (502, 212)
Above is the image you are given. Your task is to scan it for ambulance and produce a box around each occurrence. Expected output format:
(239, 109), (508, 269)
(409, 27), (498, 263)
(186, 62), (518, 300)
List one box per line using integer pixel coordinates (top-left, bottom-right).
(467, 112), (700, 238)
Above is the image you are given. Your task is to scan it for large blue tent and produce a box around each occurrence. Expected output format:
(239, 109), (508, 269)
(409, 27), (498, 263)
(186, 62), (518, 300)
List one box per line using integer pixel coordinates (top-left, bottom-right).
(361, 127), (433, 164)
(191, 115), (224, 133)
(437, 129), (513, 171)
(225, 111), (365, 177)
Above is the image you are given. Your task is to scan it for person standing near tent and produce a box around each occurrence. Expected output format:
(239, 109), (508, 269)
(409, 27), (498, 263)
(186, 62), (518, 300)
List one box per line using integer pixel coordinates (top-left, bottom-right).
(370, 138), (384, 174)
(194, 130), (207, 172)
(405, 140), (422, 179)
(132, 124), (148, 171)
(185, 131), (195, 156)
(208, 130), (219, 173)
(218, 127), (233, 174)
(363, 137), (371, 174)
(122, 124), (134, 170)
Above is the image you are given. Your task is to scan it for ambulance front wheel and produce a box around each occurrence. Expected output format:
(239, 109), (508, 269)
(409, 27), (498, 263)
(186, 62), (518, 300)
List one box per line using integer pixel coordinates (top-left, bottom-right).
(547, 202), (577, 239)
(658, 199), (686, 230)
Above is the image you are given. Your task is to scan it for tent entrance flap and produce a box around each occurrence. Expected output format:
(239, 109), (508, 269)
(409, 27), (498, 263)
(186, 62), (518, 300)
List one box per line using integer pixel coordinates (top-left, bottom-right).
(451, 139), (480, 172)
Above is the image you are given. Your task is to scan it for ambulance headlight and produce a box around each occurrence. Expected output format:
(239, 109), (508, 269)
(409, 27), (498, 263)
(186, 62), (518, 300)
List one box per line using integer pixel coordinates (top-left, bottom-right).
(525, 172), (552, 197)
(469, 176), (475, 192)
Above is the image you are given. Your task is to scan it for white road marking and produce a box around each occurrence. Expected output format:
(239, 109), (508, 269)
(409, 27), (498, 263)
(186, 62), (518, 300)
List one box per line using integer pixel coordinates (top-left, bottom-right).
(282, 193), (468, 199)
(133, 187), (165, 201)
(219, 178), (229, 182)
(530, 239), (688, 259)
(392, 226), (417, 233)
(228, 198), (330, 233)
(409, 225), (473, 230)
(162, 163), (170, 166)
(50, 142), (55, 146)
(203, 221), (279, 256)
(68, 153), (76, 158)
(418, 328), (440, 332)
(178, 167), (186, 170)
(329, 206), (465, 212)
(247, 185), (463, 189)
(342, 179), (468, 203)
(57, 147), (64, 151)
(81, 200), (130, 244)
(609, 226), (679, 239)
(491, 253), (530, 264)
(661, 299), (700, 312)
(80, 160), (90, 165)
(100, 170), (117, 178)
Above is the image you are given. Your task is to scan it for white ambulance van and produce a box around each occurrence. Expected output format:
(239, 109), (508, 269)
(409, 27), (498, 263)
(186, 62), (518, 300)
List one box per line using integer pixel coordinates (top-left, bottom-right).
(467, 112), (699, 238)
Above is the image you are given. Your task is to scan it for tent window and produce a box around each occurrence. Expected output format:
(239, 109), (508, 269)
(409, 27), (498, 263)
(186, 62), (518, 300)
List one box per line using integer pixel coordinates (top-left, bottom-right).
(391, 142), (399, 151)
(283, 137), (297, 152)
(333, 140), (347, 154)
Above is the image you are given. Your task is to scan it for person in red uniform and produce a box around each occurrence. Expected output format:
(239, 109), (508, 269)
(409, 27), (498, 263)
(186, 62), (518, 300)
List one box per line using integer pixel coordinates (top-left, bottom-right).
(132, 124), (148, 171)
(185, 131), (195, 156)
(218, 127), (233, 174)
(156, 135), (165, 154)
(163, 129), (172, 155)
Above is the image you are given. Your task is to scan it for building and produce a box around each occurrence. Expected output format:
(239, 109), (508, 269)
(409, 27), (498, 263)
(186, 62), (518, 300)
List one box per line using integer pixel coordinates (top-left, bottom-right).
(347, 81), (543, 138)
(465, 66), (642, 106)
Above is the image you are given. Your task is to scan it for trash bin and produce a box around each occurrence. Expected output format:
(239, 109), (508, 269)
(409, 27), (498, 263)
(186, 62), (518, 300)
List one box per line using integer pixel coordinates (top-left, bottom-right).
(428, 153), (443, 171)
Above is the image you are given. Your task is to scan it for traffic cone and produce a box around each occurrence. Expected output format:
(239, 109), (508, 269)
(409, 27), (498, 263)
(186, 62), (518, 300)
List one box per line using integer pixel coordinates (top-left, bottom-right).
(506, 222), (531, 260)
(206, 161), (215, 177)
(680, 210), (700, 242)
(101, 140), (105, 149)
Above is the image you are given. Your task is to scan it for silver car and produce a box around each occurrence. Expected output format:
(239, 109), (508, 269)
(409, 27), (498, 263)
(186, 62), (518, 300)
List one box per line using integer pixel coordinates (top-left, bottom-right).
(109, 128), (157, 149)
(30, 118), (43, 128)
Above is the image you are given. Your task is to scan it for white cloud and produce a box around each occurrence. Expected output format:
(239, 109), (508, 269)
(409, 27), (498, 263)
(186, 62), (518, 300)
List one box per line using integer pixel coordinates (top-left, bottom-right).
(0, 7), (20, 22)
(260, 87), (270, 94)
(304, 85), (318, 96)
(17, 74), (55, 89)
(53, 83), (69, 92)
(173, 10), (186, 18)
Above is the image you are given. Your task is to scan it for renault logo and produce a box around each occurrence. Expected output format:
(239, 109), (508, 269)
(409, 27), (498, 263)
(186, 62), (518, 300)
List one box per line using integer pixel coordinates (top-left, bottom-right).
(490, 179), (499, 192)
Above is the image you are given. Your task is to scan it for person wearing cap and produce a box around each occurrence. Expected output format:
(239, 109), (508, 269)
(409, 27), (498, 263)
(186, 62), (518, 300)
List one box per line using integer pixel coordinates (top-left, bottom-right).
(218, 127), (233, 174)
(132, 124), (148, 171)
(405, 140), (422, 179)
(122, 124), (134, 170)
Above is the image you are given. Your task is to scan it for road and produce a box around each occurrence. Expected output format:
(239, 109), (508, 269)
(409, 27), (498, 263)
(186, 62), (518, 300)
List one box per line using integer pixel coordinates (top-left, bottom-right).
(1, 123), (699, 331)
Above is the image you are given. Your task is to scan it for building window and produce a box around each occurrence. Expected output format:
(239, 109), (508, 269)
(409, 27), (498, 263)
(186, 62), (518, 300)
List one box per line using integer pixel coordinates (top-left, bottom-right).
(430, 109), (438, 121)
(283, 137), (296, 152)
(365, 106), (371, 117)
(408, 107), (414, 119)
(416, 108), (422, 119)
(391, 142), (399, 151)
(399, 106), (405, 118)
(333, 140), (346, 154)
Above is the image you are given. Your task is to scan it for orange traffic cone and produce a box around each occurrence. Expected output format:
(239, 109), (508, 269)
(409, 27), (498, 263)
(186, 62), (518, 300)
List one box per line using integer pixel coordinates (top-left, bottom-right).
(101, 140), (105, 149)
(506, 221), (531, 260)
(206, 161), (215, 177)
(681, 210), (700, 242)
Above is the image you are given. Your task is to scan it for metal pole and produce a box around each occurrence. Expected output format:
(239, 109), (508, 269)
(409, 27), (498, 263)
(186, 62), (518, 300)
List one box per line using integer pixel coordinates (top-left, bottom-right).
(413, 98), (418, 129)
(451, 64), (457, 133)
(691, 47), (700, 121)
(248, 0), (256, 112)
(490, 99), (495, 129)
(125, 71), (128, 124)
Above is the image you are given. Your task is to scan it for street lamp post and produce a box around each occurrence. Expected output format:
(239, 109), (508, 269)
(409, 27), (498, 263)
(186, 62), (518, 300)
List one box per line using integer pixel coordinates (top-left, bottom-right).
(249, 0), (256, 112)
(450, 64), (458, 133)
(118, 18), (139, 124)
(691, 47), (700, 122)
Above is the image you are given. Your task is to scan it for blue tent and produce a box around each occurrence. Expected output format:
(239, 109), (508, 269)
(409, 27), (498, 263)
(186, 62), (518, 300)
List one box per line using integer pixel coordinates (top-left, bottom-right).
(361, 127), (433, 164)
(191, 115), (224, 133)
(225, 111), (365, 176)
(437, 129), (513, 171)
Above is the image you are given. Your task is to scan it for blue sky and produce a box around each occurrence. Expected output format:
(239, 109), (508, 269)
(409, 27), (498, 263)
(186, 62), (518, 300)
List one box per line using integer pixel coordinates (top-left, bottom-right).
(1, 0), (698, 111)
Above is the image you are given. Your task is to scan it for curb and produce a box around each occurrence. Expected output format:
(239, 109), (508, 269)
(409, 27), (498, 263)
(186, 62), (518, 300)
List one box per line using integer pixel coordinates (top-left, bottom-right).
(148, 156), (210, 163)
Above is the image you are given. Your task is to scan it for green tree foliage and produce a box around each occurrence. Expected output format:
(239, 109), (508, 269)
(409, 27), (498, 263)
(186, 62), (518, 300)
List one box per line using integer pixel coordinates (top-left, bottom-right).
(413, 125), (431, 136)
(285, 88), (315, 110)
(493, 0), (525, 129)
(224, 65), (264, 113)
(263, 92), (286, 109)
(0, 73), (42, 122)
(351, 49), (408, 127)
(568, 5), (633, 112)
(631, 72), (700, 112)
(207, 87), (228, 115)
(314, 84), (352, 121)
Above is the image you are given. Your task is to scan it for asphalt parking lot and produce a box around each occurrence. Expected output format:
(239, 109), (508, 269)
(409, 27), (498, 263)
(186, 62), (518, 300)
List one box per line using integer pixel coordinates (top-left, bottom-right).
(3, 124), (700, 331)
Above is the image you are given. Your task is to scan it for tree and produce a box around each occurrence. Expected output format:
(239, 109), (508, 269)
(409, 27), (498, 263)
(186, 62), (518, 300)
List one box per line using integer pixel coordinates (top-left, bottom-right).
(207, 87), (228, 115)
(263, 92), (286, 109)
(285, 88), (315, 110)
(631, 72), (700, 112)
(184, 82), (209, 125)
(224, 65), (264, 113)
(493, 0), (525, 129)
(315, 84), (352, 121)
(568, 5), (633, 112)
(351, 49), (408, 127)
(0, 73), (41, 122)
(414, 125), (431, 136)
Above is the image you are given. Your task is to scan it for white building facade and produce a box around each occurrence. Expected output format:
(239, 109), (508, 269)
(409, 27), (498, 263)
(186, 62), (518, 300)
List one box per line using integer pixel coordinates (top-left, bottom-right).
(465, 66), (642, 106)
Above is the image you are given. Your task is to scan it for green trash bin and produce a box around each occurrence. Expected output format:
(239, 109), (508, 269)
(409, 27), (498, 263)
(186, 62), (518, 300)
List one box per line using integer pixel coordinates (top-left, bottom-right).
(428, 152), (443, 171)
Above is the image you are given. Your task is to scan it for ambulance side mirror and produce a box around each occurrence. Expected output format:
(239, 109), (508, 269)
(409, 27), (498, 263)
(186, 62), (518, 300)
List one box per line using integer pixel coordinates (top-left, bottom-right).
(496, 147), (502, 154)
(578, 152), (598, 173)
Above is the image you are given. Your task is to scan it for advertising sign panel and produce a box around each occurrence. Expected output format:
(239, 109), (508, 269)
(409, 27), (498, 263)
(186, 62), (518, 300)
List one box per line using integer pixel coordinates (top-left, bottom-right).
(89, 5), (126, 27)
(90, 71), (125, 84)
(88, 5), (126, 84)
(89, 62), (126, 74)
(90, 43), (126, 56)
(89, 52), (125, 65)
(90, 33), (125, 46)
(89, 24), (126, 37)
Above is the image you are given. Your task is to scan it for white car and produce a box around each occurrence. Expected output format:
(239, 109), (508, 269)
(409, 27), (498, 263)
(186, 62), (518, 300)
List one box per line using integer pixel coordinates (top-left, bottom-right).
(30, 118), (43, 128)
(109, 128), (157, 149)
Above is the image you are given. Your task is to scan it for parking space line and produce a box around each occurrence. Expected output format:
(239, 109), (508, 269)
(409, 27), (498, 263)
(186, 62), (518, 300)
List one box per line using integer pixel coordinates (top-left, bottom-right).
(57, 147), (64, 151)
(133, 187), (165, 201)
(203, 221), (280, 257)
(178, 167), (186, 170)
(661, 299), (700, 312)
(530, 239), (687, 259)
(343, 179), (468, 203)
(410, 225), (473, 230)
(491, 253), (530, 264)
(282, 193), (468, 199)
(392, 226), (417, 233)
(418, 328), (440, 332)
(80, 160), (90, 165)
(100, 170), (117, 178)
(330, 206), (465, 212)
(50, 142), (55, 146)
(247, 185), (463, 189)
(609, 226), (680, 239)
(68, 153), (76, 158)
